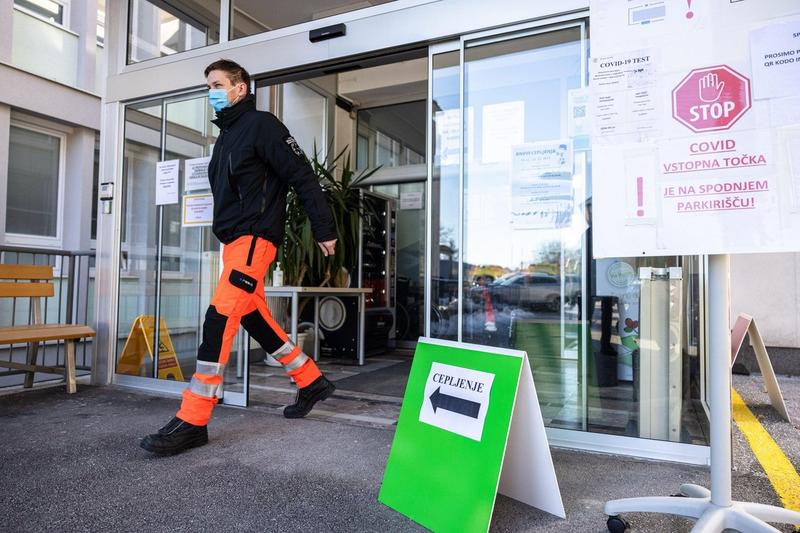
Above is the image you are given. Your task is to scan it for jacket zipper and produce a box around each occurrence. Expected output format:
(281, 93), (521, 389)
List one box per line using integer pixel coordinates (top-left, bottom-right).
(228, 154), (243, 209)
(246, 236), (257, 266)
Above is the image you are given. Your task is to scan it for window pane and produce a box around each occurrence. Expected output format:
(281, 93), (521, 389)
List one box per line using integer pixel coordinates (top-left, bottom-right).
(6, 126), (60, 237)
(14, 0), (64, 25)
(128, 0), (220, 64)
(281, 82), (327, 160)
(116, 99), (162, 377)
(97, 0), (105, 45)
(357, 101), (426, 169)
(159, 93), (220, 383)
(231, 0), (395, 40)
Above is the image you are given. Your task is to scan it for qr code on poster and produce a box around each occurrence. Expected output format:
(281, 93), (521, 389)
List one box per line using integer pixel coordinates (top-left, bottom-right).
(573, 105), (586, 119)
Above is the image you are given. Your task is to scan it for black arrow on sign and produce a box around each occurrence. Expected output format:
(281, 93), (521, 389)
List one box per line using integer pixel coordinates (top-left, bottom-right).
(429, 387), (481, 419)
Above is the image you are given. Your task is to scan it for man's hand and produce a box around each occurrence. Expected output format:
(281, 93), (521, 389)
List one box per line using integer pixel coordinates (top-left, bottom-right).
(318, 239), (337, 257)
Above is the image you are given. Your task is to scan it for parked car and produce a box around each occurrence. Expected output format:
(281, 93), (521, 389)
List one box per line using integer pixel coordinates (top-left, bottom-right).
(487, 271), (562, 311)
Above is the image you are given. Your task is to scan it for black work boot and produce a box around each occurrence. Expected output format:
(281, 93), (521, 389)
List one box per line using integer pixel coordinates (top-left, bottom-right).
(284, 376), (336, 419)
(140, 417), (208, 455)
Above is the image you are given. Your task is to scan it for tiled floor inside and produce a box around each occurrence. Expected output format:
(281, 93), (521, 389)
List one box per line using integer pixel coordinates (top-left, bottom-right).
(247, 350), (412, 429)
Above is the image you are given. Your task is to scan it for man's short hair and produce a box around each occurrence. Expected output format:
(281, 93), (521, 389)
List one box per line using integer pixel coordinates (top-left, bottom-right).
(205, 59), (251, 92)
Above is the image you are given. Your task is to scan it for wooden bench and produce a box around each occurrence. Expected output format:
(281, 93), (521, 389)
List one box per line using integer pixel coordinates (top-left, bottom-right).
(0, 264), (95, 393)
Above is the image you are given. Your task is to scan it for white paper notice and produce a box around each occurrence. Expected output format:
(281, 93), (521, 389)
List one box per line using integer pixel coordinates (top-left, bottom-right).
(184, 156), (211, 192)
(482, 101), (525, 164)
(510, 141), (574, 229)
(511, 182), (573, 230)
(182, 194), (214, 226)
(590, 0), (710, 44)
(749, 21), (800, 100)
(591, 49), (659, 139)
(155, 160), (179, 205)
(419, 362), (495, 442)
(399, 191), (424, 210)
(512, 140), (573, 177)
(785, 134), (800, 209)
(568, 88), (591, 138)
(435, 108), (475, 166)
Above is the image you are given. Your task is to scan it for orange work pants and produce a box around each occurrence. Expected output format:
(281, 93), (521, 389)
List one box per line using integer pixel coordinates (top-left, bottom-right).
(176, 235), (321, 426)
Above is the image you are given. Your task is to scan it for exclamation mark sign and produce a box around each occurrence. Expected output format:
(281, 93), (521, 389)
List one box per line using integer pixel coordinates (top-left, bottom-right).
(637, 176), (645, 217)
(686, 0), (694, 19)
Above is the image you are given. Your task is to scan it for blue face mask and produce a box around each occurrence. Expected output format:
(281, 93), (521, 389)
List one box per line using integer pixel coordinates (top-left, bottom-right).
(209, 86), (238, 113)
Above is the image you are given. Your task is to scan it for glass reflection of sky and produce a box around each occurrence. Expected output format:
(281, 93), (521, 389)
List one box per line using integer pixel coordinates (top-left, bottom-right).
(435, 36), (583, 270)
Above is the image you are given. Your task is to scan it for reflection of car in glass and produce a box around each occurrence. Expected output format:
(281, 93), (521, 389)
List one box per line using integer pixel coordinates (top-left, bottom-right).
(488, 272), (562, 311)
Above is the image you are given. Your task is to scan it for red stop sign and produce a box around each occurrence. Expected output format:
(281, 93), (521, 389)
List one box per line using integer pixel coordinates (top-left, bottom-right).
(672, 65), (751, 133)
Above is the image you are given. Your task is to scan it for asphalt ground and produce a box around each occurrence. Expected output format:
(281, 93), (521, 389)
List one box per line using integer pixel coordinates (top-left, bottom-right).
(0, 373), (797, 532)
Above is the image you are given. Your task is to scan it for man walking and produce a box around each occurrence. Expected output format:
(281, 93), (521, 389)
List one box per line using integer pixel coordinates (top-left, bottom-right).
(141, 60), (337, 455)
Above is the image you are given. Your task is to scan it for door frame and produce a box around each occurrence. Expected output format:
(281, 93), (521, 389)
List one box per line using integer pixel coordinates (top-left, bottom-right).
(111, 89), (251, 407)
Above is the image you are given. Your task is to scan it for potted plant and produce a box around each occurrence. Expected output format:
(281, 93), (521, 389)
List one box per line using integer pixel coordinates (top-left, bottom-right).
(269, 146), (378, 332)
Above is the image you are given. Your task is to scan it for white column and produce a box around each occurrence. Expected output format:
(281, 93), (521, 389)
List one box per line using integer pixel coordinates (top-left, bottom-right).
(0, 104), (10, 244)
(91, 101), (121, 385)
(0, 0), (13, 64)
(708, 254), (732, 507)
(63, 127), (97, 251)
(71, 0), (99, 93)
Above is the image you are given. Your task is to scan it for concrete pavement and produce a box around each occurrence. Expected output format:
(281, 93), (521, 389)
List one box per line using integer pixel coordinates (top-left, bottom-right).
(0, 374), (797, 532)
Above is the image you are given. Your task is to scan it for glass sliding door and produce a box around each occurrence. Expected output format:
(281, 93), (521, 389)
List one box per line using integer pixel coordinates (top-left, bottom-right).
(117, 99), (162, 380)
(256, 79), (333, 160)
(427, 19), (709, 450)
(460, 24), (587, 429)
(116, 91), (249, 406)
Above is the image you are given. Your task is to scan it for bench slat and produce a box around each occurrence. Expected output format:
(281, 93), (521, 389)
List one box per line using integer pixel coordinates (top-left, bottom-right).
(0, 264), (53, 280)
(0, 360), (68, 375)
(0, 324), (95, 344)
(0, 282), (54, 298)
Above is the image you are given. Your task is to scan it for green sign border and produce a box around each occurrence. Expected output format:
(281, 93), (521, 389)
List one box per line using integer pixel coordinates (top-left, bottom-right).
(379, 338), (523, 533)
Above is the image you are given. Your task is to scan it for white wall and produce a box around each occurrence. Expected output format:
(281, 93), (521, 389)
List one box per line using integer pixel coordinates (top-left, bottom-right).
(72, 0), (100, 93)
(731, 253), (800, 348)
(335, 104), (354, 164)
(0, 65), (102, 131)
(0, 0), (101, 252)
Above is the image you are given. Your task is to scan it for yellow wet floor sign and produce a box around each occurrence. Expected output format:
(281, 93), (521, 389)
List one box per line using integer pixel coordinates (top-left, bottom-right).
(117, 315), (184, 380)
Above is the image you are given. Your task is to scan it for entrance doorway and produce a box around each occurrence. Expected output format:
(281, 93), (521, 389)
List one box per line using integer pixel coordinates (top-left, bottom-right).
(372, 181), (426, 348)
(243, 50), (428, 420)
(115, 92), (249, 405)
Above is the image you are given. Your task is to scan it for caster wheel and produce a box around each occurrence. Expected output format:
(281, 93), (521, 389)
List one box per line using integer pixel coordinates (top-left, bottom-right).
(607, 515), (630, 533)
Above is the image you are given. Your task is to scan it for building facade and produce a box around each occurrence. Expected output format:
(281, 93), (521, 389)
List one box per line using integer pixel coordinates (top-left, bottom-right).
(2, 0), (793, 463)
(0, 0), (104, 252)
(0, 0), (105, 387)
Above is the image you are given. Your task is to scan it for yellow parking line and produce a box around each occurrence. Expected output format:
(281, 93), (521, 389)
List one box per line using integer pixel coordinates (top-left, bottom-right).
(731, 387), (800, 524)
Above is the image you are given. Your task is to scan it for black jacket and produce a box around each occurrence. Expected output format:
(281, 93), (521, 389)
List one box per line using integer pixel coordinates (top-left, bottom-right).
(208, 95), (336, 245)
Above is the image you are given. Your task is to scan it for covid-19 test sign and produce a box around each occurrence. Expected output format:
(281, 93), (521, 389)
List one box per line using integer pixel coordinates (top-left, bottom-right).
(590, 0), (800, 257)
